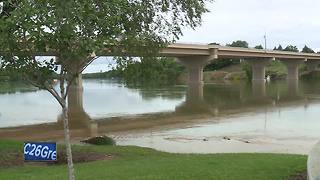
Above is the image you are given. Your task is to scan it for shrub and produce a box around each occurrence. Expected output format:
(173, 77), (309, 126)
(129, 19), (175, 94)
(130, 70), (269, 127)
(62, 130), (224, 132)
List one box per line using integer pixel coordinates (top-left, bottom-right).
(81, 136), (116, 146)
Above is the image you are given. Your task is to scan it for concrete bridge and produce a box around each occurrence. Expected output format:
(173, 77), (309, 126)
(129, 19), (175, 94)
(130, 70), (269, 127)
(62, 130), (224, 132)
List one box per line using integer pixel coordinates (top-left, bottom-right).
(162, 43), (320, 84)
(64, 43), (320, 103)
(36, 43), (320, 86)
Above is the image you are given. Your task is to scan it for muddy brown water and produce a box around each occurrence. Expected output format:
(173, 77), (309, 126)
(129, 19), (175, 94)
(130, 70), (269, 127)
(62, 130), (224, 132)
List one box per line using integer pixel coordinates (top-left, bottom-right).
(1, 79), (320, 154)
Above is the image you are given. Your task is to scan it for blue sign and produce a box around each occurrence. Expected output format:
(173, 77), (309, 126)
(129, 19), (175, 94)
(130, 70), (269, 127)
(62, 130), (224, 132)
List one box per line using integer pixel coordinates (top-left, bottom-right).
(24, 142), (57, 161)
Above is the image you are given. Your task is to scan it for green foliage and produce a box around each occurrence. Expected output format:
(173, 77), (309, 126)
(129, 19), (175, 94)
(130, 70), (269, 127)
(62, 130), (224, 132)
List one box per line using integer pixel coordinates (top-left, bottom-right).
(0, 140), (307, 180)
(204, 59), (238, 71)
(254, 45), (264, 49)
(266, 61), (287, 79)
(83, 70), (121, 79)
(208, 42), (220, 45)
(206, 40), (249, 72)
(227, 40), (249, 48)
(0, 2), (211, 178)
(0, 68), (21, 82)
(301, 45), (315, 53)
(301, 71), (320, 80)
(0, 0), (211, 89)
(1, 56), (58, 89)
(273, 45), (283, 50)
(284, 45), (299, 52)
(114, 57), (184, 86)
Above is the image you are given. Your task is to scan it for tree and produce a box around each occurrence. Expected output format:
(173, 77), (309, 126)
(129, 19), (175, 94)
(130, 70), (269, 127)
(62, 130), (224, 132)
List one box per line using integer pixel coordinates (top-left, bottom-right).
(209, 42), (220, 45)
(114, 57), (184, 86)
(273, 45), (283, 51)
(0, 1), (211, 179)
(301, 45), (315, 53)
(206, 40), (249, 71)
(284, 45), (299, 52)
(227, 40), (249, 48)
(254, 45), (264, 49)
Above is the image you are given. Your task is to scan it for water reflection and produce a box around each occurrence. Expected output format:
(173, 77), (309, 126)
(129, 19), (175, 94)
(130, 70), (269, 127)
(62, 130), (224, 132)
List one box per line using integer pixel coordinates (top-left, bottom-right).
(1, 79), (320, 142)
(0, 81), (38, 94)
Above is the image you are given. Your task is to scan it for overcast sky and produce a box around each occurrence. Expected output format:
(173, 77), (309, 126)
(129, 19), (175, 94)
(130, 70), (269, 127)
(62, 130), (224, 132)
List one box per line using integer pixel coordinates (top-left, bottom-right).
(86, 0), (320, 73)
(180, 0), (320, 50)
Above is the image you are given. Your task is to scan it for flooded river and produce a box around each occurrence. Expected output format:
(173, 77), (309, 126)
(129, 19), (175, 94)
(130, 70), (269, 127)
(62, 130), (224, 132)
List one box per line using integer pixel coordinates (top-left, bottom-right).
(1, 79), (320, 154)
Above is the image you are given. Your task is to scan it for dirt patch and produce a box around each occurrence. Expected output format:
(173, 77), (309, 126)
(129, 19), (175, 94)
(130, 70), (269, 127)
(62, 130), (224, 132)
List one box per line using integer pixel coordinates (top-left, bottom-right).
(288, 170), (307, 180)
(0, 150), (114, 168)
(0, 152), (24, 168)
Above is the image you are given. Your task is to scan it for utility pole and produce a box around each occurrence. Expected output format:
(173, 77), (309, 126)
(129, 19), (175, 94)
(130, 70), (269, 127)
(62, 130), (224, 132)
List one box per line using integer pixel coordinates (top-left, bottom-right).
(264, 32), (267, 52)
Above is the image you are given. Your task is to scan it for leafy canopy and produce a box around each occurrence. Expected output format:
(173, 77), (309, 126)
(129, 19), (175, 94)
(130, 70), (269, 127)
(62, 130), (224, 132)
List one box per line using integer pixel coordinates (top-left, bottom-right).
(273, 45), (283, 51)
(254, 45), (264, 49)
(0, 0), (211, 77)
(301, 45), (315, 53)
(283, 45), (299, 52)
(227, 40), (249, 48)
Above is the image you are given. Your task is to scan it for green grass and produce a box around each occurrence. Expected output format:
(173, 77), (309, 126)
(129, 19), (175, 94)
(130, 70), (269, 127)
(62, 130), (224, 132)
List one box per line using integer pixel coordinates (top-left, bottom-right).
(0, 140), (306, 180)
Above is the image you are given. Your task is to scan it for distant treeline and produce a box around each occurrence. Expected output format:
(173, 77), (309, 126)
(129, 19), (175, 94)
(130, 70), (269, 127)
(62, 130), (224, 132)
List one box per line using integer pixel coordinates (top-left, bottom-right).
(0, 68), (59, 82)
(210, 40), (317, 53)
(205, 40), (316, 72)
(82, 70), (121, 79)
(84, 57), (185, 86)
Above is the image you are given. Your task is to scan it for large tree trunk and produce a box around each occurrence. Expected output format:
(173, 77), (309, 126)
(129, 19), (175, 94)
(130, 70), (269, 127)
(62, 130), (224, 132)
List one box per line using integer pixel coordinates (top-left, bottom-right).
(62, 102), (75, 180)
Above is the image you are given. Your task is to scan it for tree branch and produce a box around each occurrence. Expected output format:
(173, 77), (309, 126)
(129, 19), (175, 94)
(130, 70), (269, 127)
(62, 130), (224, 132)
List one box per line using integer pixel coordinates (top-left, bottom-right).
(46, 86), (65, 107)
(80, 56), (99, 74)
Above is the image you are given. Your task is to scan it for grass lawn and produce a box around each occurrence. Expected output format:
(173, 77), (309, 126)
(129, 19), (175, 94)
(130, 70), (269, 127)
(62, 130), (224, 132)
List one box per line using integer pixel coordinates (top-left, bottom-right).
(0, 140), (306, 180)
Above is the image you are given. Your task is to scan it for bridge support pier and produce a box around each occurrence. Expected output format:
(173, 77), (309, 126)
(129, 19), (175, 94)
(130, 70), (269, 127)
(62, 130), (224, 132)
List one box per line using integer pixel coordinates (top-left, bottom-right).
(245, 58), (272, 81)
(280, 59), (304, 80)
(306, 60), (320, 72)
(252, 80), (266, 98)
(287, 79), (300, 97)
(175, 82), (211, 114)
(177, 56), (210, 85)
(186, 83), (204, 103)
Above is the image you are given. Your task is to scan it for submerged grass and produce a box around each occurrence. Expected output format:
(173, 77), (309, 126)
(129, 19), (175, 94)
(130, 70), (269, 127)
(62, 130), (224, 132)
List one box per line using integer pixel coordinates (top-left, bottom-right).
(0, 139), (306, 180)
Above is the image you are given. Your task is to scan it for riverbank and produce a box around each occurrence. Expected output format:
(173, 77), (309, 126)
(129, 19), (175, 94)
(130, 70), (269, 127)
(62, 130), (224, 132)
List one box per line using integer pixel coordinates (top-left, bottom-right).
(0, 139), (307, 180)
(109, 109), (320, 155)
(83, 62), (316, 84)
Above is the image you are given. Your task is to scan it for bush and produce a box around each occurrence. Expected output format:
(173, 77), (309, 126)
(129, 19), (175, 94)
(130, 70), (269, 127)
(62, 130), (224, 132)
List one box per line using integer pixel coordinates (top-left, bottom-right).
(81, 136), (116, 146)
(204, 59), (238, 71)
(301, 71), (320, 80)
